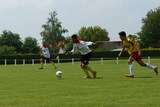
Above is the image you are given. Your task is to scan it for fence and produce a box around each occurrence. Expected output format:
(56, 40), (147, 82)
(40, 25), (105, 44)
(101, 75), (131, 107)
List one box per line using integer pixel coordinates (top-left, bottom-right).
(0, 56), (153, 66)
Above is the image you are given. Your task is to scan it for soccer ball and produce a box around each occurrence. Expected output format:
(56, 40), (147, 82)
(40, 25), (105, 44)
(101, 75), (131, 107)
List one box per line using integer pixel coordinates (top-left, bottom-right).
(56, 71), (63, 78)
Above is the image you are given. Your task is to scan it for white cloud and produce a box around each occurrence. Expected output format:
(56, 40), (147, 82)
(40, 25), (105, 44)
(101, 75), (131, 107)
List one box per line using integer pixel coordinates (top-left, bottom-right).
(153, 0), (160, 5)
(46, 0), (160, 40)
(0, 0), (20, 9)
(0, 0), (53, 10)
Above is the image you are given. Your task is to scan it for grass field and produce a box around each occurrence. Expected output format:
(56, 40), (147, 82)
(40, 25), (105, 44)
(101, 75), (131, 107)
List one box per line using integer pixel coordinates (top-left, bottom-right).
(0, 59), (159, 107)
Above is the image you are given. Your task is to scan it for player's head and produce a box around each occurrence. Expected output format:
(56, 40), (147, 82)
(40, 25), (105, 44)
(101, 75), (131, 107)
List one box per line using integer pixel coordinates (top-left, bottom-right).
(119, 31), (126, 40)
(71, 34), (78, 39)
(71, 34), (79, 43)
(42, 42), (48, 48)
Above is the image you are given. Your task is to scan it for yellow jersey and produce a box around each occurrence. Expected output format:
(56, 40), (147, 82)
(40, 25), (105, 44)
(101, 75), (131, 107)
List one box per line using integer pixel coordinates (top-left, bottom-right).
(122, 37), (139, 55)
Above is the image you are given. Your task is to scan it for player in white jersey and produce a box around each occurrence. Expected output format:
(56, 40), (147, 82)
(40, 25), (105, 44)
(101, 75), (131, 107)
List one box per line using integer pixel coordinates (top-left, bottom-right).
(67, 34), (97, 78)
(39, 44), (57, 69)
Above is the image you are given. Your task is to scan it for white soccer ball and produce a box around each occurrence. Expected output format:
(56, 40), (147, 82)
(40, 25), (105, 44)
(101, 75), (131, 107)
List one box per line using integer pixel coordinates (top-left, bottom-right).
(56, 71), (63, 78)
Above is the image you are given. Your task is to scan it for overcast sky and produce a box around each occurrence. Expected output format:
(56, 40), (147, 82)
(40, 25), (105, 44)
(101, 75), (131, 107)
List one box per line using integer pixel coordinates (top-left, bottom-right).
(0, 0), (160, 45)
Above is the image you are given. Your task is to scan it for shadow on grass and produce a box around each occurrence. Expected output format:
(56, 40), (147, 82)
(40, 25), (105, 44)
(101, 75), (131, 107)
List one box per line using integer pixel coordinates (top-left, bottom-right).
(90, 77), (103, 79)
(94, 77), (103, 79)
(134, 76), (153, 78)
(81, 77), (103, 79)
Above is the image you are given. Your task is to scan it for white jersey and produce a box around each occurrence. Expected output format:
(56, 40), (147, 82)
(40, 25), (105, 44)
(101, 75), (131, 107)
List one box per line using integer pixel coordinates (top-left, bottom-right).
(42, 47), (50, 58)
(71, 40), (93, 55)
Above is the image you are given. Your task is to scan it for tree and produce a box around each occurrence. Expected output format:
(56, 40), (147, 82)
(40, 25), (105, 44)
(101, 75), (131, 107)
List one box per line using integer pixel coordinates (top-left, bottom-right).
(128, 34), (140, 41)
(0, 45), (16, 55)
(0, 30), (22, 53)
(78, 26), (110, 42)
(22, 37), (40, 54)
(63, 37), (72, 52)
(138, 6), (160, 48)
(40, 11), (68, 53)
(77, 26), (110, 51)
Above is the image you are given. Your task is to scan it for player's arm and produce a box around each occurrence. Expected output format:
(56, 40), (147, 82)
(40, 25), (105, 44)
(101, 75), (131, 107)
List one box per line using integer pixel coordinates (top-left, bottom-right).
(65, 44), (77, 55)
(95, 41), (107, 44)
(118, 46), (125, 57)
(83, 41), (94, 46)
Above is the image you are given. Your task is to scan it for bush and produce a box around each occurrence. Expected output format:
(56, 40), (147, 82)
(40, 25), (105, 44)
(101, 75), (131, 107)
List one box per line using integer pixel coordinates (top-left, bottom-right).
(0, 45), (16, 55)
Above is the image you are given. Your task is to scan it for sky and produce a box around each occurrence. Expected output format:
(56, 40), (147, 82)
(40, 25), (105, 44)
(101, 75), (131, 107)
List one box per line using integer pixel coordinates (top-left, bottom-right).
(0, 0), (160, 45)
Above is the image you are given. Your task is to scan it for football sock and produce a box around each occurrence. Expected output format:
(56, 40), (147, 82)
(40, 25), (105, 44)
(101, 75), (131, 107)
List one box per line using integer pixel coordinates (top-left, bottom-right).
(40, 58), (43, 68)
(56, 55), (59, 60)
(146, 63), (155, 70)
(129, 64), (134, 75)
(83, 68), (90, 77)
(86, 66), (94, 73)
(50, 61), (57, 68)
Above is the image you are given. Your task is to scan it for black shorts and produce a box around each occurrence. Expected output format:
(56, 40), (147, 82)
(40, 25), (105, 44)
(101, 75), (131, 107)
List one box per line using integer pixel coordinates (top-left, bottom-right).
(42, 57), (51, 62)
(80, 52), (91, 65)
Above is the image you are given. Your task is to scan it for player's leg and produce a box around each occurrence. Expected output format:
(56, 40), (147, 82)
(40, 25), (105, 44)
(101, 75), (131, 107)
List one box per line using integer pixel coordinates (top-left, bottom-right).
(81, 63), (91, 78)
(126, 56), (135, 78)
(39, 57), (44, 69)
(49, 58), (57, 69)
(85, 65), (97, 78)
(136, 59), (158, 75)
(82, 53), (97, 78)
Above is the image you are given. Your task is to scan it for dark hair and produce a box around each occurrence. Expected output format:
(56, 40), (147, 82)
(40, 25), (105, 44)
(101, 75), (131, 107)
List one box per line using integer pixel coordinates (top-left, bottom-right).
(119, 31), (126, 37)
(71, 34), (78, 38)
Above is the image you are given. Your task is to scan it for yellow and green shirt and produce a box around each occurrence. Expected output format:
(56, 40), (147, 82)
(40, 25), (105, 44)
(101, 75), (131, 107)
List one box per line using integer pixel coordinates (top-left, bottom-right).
(122, 37), (139, 55)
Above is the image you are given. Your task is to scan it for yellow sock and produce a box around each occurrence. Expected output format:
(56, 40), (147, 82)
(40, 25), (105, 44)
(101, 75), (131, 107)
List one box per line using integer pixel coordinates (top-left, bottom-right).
(56, 55), (59, 60)
(86, 66), (97, 78)
(83, 68), (90, 77)
(86, 66), (94, 73)
(40, 58), (43, 68)
(50, 61), (57, 68)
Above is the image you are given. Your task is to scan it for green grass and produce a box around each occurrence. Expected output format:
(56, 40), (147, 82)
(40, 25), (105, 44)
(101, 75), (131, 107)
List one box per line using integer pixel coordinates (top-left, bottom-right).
(0, 59), (159, 107)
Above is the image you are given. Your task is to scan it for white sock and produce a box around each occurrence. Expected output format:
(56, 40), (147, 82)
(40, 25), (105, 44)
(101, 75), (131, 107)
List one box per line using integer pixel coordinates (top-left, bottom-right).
(129, 64), (134, 75)
(146, 63), (155, 70)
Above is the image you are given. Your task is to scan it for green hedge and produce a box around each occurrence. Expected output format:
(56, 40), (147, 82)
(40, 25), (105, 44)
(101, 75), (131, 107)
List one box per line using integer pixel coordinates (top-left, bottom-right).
(91, 50), (160, 58)
(0, 50), (159, 64)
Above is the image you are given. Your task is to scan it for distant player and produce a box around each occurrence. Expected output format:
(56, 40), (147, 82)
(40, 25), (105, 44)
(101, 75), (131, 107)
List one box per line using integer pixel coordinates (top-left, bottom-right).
(118, 31), (158, 78)
(39, 43), (57, 69)
(66, 34), (97, 78)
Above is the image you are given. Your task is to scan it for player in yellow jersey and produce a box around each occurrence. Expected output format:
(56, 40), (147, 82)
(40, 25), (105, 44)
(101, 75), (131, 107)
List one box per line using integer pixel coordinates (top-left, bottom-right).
(118, 31), (158, 78)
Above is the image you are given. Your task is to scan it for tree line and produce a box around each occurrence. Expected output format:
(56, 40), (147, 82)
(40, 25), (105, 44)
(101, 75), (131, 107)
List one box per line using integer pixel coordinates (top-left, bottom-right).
(0, 6), (160, 55)
(0, 30), (40, 55)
